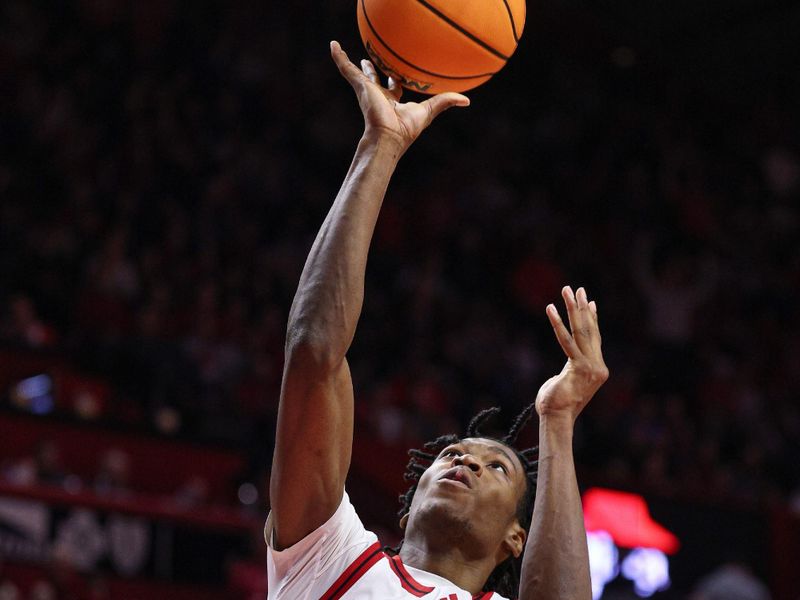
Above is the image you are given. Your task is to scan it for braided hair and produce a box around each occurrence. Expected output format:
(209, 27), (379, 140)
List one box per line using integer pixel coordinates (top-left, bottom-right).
(395, 404), (539, 598)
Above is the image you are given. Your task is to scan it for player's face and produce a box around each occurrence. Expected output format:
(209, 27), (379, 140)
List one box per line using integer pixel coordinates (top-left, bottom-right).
(404, 437), (528, 559)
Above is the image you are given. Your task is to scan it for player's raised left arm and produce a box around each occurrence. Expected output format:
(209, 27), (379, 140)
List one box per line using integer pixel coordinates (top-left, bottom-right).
(519, 286), (609, 600)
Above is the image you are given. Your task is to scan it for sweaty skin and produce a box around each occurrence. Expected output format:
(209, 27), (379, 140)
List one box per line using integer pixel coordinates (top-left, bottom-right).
(270, 41), (608, 600)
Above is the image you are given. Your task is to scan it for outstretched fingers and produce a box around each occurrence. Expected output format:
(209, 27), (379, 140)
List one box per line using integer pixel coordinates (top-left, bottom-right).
(387, 77), (403, 101)
(360, 59), (380, 85)
(330, 41), (365, 88)
(546, 303), (581, 360)
(561, 285), (577, 332)
(586, 293), (604, 353)
(550, 286), (605, 358)
(564, 286), (597, 355)
(332, 42), (403, 103)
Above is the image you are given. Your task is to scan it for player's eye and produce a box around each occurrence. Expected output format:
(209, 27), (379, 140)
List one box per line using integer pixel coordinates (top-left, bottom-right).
(490, 462), (508, 474)
(441, 448), (461, 458)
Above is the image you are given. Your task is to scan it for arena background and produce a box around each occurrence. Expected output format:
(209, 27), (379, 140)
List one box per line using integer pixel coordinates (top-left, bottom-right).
(1, 0), (799, 598)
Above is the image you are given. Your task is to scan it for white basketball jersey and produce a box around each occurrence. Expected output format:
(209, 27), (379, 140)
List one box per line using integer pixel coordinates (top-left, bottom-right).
(265, 491), (511, 600)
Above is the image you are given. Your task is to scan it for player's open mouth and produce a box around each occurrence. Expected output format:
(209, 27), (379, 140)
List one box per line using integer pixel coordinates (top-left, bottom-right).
(438, 467), (473, 488)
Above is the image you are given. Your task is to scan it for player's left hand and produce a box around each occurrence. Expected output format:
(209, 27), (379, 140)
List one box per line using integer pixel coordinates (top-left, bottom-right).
(535, 286), (609, 423)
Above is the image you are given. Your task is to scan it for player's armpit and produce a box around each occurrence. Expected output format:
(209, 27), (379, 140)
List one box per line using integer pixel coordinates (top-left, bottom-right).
(269, 349), (355, 550)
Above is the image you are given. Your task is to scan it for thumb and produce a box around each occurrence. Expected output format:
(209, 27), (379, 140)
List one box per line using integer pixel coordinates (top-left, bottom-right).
(422, 92), (470, 124)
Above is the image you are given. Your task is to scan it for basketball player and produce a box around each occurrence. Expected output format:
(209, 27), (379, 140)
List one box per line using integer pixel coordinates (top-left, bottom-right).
(266, 42), (609, 599)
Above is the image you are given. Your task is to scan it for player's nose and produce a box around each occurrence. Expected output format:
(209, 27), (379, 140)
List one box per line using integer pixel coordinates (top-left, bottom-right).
(453, 453), (482, 475)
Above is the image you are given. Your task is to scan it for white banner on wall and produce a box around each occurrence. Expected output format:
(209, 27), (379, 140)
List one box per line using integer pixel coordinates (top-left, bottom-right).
(0, 497), (150, 576)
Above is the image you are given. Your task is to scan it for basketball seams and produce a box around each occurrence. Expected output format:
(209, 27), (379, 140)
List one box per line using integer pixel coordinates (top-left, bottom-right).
(359, 0), (498, 81)
(412, 0), (512, 62)
(499, 0), (520, 42)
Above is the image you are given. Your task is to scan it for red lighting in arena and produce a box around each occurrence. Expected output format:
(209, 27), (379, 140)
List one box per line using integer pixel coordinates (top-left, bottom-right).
(583, 488), (680, 555)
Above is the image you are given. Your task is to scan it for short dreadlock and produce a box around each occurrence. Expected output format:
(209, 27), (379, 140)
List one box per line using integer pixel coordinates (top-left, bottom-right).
(394, 404), (539, 598)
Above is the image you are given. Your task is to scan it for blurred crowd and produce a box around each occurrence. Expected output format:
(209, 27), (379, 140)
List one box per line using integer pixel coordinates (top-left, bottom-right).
(0, 553), (109, 600)
(1, 441), (126, 495)
(1, 0), (799, 531)
(0, 439), (200, 502)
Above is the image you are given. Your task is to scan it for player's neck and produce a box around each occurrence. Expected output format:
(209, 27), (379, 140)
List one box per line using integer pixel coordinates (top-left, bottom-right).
(397, 538), (494, 595)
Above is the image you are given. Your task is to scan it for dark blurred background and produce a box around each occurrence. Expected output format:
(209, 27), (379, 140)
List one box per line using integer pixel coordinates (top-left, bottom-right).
(1, 0), (799, 598)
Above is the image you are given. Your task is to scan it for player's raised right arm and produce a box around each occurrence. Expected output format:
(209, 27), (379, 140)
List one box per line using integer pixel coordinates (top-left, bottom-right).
(269, 42), (469, 550)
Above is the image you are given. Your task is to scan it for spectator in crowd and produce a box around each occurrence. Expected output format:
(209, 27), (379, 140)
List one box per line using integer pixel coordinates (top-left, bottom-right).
(690, 561), (772, 600)
(172, 475), (210, 508)
(632, 234), (717, 395)
(0, 559), (21, 600)
(1, 295), (57, 349)
(27, 582), (55, 600)
(0, 582), (20, 600)
(32, 441), (69, 487)
(92, 449), (131, 496)
(0, 441), (74, 488)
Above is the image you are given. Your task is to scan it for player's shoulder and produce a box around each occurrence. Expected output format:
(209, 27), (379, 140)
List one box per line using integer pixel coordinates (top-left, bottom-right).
(266, 490), (380, 597)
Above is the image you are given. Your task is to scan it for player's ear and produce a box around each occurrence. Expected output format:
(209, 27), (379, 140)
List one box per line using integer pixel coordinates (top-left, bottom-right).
(502, 521), (526, 558)
(399, 513), (409, 531)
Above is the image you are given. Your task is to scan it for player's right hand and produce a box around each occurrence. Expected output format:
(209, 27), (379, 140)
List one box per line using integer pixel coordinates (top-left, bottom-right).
(330, 41), (469, 152)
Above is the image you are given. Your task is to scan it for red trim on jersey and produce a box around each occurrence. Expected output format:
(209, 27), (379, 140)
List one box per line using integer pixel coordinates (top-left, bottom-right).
(320, 541), (384, 600)
(319, 541), (502, 599)
(388, 555), (436, 597)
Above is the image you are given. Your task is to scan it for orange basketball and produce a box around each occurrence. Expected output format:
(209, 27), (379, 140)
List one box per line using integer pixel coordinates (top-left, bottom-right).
(357, 0), (525, 95)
